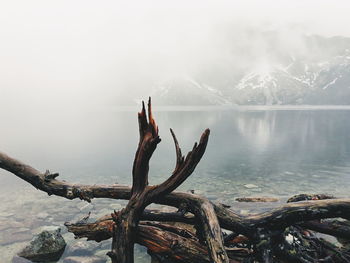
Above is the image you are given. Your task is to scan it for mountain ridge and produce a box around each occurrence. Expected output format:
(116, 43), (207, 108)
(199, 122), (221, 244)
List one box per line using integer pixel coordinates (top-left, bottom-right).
(150, 34), (350, 105)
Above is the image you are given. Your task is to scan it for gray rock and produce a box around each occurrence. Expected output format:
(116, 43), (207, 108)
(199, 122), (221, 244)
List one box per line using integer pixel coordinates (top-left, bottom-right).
(61, 233), (76, 244)
(17, 227), (66, 262)
(78, 203), (93, 212)
(63, 256), (106, 263)
(37, 225), (61, 232)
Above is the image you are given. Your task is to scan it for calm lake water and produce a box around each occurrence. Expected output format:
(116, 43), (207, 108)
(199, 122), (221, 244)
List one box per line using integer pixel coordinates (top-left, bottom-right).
(1, 107), (350, 262)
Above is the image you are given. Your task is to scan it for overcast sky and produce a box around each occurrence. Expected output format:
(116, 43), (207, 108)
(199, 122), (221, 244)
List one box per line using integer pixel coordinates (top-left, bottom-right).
(1, 0), (350, 109)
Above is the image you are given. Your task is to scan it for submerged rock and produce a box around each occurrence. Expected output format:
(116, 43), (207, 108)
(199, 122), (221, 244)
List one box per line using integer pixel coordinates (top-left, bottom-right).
(243, 184), (259, 189)
(36, 212), (49, 220)
(17, 227), (66, 262)
(66, 241), (100, 256)
(0, 232), (33, 246)
(12, 255), (32, 263)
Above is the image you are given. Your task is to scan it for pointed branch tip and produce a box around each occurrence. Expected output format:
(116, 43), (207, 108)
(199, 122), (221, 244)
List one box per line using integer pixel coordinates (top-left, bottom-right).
(140, 101), (146, 115)
(170, 128), (183, 170)
(200, 129), (210, 143)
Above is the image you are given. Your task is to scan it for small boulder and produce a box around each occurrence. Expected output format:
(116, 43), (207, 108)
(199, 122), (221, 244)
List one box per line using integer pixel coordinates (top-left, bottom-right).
(17, 227), (66, 262)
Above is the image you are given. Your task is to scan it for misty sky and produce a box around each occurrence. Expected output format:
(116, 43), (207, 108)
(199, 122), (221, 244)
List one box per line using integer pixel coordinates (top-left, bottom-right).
(1, 0), (350, 109)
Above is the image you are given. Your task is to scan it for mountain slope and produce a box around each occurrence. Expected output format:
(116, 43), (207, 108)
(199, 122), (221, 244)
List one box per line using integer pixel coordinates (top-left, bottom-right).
(151, 35), (350, 105)
(151, 78), (231, 105)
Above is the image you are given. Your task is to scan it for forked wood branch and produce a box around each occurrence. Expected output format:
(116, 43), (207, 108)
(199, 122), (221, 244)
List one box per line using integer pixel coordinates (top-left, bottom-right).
(108, 98), (161, 263)
(107, 98), (228, 263)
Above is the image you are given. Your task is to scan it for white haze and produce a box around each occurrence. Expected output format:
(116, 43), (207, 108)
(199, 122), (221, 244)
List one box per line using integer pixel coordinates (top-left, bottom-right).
(1, 0), (350, 111)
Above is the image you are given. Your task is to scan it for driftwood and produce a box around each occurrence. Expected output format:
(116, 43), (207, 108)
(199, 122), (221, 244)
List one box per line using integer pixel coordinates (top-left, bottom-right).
(236, 197), (279, 203)
(1, 98), (350, 262)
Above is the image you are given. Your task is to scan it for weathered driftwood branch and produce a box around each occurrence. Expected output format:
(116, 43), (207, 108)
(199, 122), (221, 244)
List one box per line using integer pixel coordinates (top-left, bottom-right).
(65, 197), (350, 240)
(301, 219), (350, 240)
(66, 205), (350, 263)
(3, 150), (350, 262)
(107, 98), (227, 263)
(4, 150), (350, 237)
(236, 197), (279, 202)
(65, 219), (245, 263)
(108, 99), (162, 263)
(2, 98), (350, 263)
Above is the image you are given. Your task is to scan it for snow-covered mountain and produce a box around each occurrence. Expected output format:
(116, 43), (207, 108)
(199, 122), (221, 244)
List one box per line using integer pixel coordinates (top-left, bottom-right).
(233, 52), (350, 104)
(151, 35), (350, 105)
(232, 67), (309, 105)
(151, 78), (231, 105)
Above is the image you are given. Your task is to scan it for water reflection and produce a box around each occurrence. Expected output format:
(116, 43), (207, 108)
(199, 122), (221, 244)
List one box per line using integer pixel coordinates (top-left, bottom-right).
(236, 111), (277, 150)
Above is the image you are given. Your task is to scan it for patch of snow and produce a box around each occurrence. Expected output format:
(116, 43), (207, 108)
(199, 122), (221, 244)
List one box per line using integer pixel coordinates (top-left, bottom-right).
(323, 78), (338, 90)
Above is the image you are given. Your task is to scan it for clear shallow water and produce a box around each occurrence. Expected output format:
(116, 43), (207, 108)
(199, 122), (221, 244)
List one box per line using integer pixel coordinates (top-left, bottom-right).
(1, 107), (350, 262)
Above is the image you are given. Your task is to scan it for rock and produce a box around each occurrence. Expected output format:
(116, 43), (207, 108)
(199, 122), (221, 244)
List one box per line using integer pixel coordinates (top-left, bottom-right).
(285, 234), (295, 245)
(62, 233), (76, 244)
(78, 203), (93, 212)
(243, 184), (259, 189)
(38, 225), (61, 232)
(63, 256), (106, 263)
(17, 227), (66, 262)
